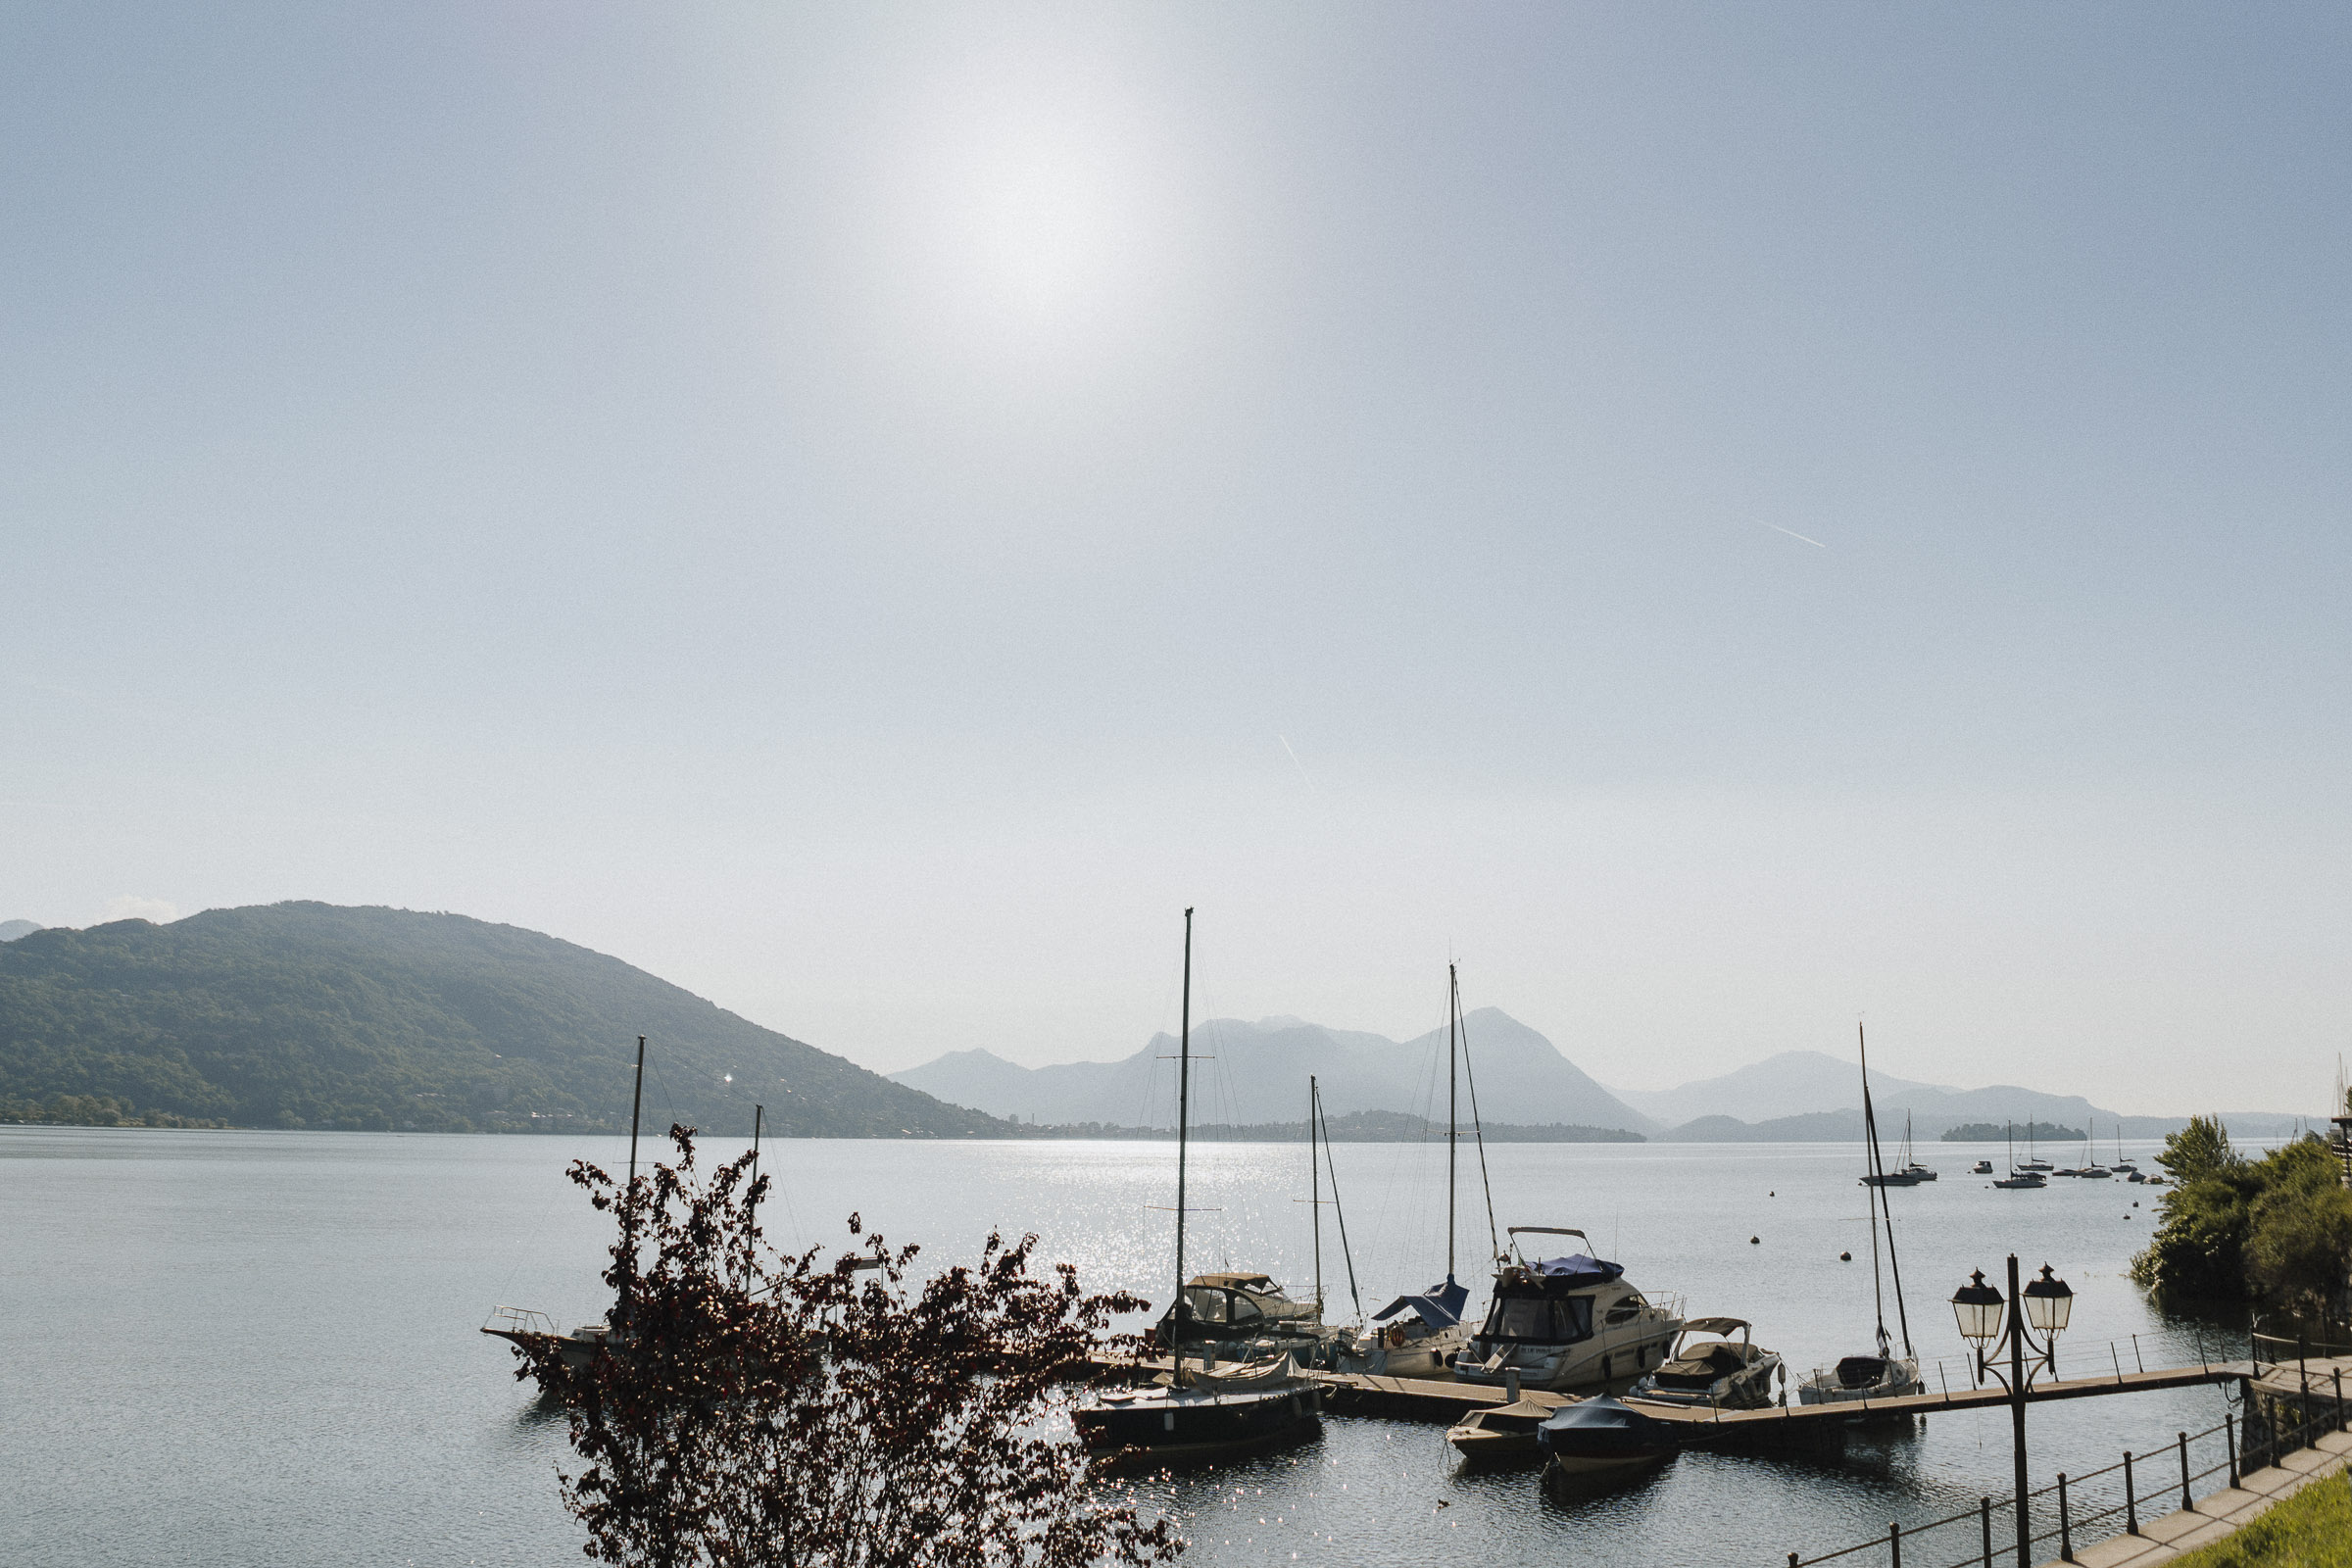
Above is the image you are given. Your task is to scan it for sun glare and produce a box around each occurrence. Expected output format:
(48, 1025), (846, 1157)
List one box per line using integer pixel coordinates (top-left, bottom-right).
(887, 58), (1189, 357)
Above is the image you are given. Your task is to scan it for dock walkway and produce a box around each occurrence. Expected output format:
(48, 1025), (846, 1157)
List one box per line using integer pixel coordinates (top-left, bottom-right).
(1096, 1355), (2256, 1438)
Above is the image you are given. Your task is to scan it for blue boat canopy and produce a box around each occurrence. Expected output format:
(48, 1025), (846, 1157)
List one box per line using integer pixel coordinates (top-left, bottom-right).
(1527, 1253), (1625, 1288)
(1370, 1275), (1470, 1328)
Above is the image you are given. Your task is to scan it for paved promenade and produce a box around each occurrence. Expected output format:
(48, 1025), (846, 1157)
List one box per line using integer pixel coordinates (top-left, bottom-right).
(2034, 1421), (2350, 1568)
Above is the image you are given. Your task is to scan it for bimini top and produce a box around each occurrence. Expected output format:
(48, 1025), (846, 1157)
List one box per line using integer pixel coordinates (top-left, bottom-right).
(1191, 1272), (1278, 1292)
(1527, 1253), (1626, 1288)
(1371, 1275), (1470, 1328)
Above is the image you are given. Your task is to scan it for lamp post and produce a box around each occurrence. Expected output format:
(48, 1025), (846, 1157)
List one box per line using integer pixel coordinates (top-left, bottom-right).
(1951, 1256), (2074, 1568)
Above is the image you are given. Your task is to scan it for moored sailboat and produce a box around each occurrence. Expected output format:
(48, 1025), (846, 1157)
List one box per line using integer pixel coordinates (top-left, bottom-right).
(1074, 909), (1323, 1465)
(1334, 963), (1487, 1377)
(1799, 1025), (1924, 1409)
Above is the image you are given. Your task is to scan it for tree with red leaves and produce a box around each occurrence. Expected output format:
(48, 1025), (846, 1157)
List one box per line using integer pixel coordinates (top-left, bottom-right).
(510, 1127), (1184, 1568)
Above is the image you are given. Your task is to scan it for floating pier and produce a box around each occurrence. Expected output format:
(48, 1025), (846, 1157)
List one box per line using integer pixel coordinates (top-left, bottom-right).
(1093, 1353), (2259, 1453)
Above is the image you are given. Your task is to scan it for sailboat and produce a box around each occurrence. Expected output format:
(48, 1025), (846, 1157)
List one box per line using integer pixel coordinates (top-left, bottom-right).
(1073, 909), (1323, 1464)
(2065, 1125), (2112, 1179)
(1898, 1114), (1936, 1181)
(2113, 1126), (2142, 1180)
(1799, 1025), (1924, 1407)
(1993, 1120), (2047, 1189)
(1336, 963), (1483, 1378)
(2014, 1120), (2054, 1172)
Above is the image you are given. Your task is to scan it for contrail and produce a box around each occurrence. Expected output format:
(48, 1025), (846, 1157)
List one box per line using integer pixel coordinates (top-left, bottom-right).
(1766, 522), (1827, 548)
(1279, 734), (1320, 793)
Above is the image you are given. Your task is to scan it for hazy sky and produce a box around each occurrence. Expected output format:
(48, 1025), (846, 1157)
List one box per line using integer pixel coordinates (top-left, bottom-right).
(6, 5), (2347, 1113)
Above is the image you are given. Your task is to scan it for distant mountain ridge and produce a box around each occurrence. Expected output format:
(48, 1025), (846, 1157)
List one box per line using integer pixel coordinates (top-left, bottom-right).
(0, 902), (1004, 1137)
(901, 1030), (2312, 1141)
(891, 1008), (1660, 1135)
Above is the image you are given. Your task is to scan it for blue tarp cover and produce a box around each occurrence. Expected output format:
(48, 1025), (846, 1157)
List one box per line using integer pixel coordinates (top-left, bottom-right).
(1528, 1253), (1625, 1289)
(1370, 1275), (1470, 1328)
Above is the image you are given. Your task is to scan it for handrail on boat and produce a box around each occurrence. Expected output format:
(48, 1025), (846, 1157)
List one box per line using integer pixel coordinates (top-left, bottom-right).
(483, 1304), (558, 1337)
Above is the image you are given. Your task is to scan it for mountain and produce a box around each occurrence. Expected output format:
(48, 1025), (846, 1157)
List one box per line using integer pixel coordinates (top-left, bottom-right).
(1615, 1050), (2314, 1140)
(891, 1007), (1660, 1134)
(0, 902), (1006, 1137)
(1613, 1051), (1949, 1126)
(0, 921), (39, 943)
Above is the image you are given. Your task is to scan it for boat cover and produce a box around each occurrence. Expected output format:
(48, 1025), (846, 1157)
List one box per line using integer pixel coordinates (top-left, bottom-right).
(1536, 1396), (1678, 1456)
(1528, 1253), (1625, 1288)
(1371, 1275), (1470, 1328)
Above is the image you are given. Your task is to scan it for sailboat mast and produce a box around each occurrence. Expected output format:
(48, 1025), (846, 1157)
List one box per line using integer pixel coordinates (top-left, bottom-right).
(1309, 1076), (1324, 1314)
(1859, 1024), (1914, 1356)
(1174, 907), (1194, 1338)
(627, 1034), (647, 1189)
(749, 1102), (763, 1214)
(1859, 1026), (1889, 1354)
(1447, 962), (1458, 1281)
(1318, 1091), (1364, 1322)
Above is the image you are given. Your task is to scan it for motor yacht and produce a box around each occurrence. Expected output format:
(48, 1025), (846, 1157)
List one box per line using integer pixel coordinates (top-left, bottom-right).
(1628, 1317), (1783, 1409)
(1970, 1159), (1995, 1175)
(1454, 1227), (1683, 1393)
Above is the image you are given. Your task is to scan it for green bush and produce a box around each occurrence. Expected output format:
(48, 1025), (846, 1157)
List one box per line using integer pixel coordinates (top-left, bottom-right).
(2167, 1470), (2352, 1568)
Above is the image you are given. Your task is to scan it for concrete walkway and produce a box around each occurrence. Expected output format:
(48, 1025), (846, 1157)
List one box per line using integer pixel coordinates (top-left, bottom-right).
(2034, 1429), (2351, 1568)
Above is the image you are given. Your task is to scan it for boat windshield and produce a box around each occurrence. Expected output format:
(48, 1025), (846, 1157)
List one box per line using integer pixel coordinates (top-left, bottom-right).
(1179, 1286), (1264, 1325)
(1479, 1293), (1594, 1344)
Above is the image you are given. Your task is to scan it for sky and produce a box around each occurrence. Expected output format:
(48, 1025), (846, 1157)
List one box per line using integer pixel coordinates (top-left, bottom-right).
(3, 4), (2347, 1113)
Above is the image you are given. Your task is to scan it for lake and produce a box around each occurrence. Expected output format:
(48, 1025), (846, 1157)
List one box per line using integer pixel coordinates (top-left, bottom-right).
(0, 1126), (2254, 1566)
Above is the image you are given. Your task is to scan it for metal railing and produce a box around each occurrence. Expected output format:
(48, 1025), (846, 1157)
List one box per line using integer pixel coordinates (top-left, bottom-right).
(483, 1303), (558, 1336)
(1775, 1392), (2351, 1568)
(1785, 1380), (2352, 1568)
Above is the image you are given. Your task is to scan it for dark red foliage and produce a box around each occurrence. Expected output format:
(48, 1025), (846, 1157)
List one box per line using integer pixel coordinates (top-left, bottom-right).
(511, 1127), (1184, 1568)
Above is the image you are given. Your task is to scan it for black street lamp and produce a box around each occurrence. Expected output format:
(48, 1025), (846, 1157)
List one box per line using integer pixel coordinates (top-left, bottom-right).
(1950, 1256), (2074, 1568)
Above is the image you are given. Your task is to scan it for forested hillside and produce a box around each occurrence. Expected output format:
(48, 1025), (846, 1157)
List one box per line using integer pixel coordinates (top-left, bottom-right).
(0, 903), (1005, 1137)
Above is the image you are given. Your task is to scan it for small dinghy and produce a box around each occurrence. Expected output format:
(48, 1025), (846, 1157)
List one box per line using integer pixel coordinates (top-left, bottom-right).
(1537, 1396), (1679, 1478)
(1446, 1396), (1560, 1459)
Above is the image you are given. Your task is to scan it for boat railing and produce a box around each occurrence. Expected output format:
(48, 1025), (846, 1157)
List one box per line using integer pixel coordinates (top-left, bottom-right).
(483, 1304), (559, 1337)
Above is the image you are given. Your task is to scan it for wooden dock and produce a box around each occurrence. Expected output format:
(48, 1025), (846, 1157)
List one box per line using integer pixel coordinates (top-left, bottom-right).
(1093, 1353), (2258, 1449)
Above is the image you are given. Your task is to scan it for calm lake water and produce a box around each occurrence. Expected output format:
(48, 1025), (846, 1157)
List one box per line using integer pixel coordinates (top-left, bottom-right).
(2, 1127), (2260, 1567)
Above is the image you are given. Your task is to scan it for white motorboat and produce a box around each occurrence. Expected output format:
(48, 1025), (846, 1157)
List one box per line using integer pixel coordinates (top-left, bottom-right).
(1629, 1317), (1784, 1410)
(1970, 1159), (1995, 1175)
(1454, 1227), (1684, 1393)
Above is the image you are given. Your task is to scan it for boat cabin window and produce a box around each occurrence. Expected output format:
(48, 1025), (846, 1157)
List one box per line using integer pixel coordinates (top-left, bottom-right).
(1181, 1286), (1229, 1324)
(1179, 1287), (1263, 1326)
(1480, 1293), (1594, 1344)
